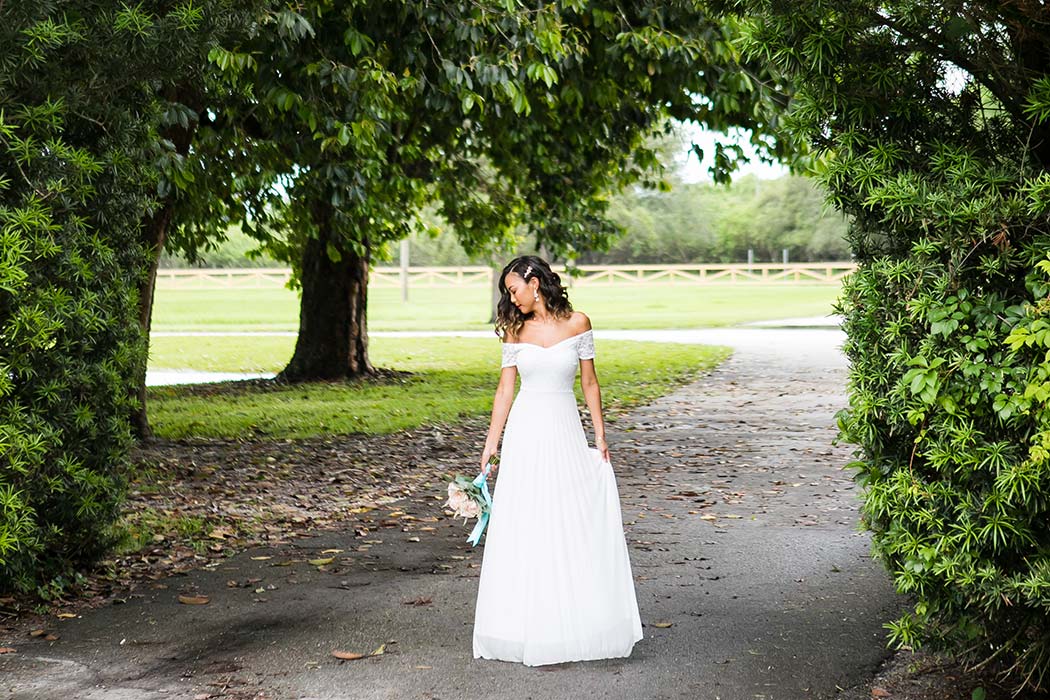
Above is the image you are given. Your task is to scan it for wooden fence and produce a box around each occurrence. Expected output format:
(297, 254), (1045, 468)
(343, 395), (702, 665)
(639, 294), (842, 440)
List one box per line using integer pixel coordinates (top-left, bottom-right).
(156, 262), (858, 290)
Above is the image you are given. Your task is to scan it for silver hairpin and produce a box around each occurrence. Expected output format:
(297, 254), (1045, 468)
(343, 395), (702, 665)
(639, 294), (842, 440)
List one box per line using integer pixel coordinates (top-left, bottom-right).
(523, 265), (533, 278)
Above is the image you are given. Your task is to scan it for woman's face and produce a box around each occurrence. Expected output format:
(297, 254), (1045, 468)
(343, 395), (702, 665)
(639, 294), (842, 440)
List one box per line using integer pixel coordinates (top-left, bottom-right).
(504, 272), (540, 315)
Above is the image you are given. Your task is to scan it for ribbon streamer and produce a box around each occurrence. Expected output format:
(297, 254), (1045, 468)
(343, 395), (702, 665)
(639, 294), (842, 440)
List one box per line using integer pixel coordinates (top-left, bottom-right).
(466, 463), (493, 546)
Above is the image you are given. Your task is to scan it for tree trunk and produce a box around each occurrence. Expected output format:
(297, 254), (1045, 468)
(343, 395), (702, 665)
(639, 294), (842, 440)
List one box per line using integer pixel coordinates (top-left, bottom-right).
(131, 203), (173, 439)
(279, 202), (374, 382)
(489, 258), (502, 325)
(132, 96), (198, 439)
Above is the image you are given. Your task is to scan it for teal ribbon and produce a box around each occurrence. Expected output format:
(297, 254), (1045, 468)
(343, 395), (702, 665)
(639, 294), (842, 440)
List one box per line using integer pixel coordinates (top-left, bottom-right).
(466, 464), (493, 546)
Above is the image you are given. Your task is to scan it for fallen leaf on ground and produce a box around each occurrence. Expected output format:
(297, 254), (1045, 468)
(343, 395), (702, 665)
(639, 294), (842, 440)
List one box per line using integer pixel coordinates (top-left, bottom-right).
(0, 648), (15, 654)
(29, 630), (46, 637)
(402, 597), (433, 606)
(208, 526), (236, 540)
(871, 690), (891, 698)
(56, 613), (77, 619)
(309, 557), (335, 566)
(370, 643), (385, 656)
(250, 556), (272, 561)
(332, 650), (366, 660)
(178, 594), (210, 605)
(652, 621), (673, 628)
(321, 549), (343, 554)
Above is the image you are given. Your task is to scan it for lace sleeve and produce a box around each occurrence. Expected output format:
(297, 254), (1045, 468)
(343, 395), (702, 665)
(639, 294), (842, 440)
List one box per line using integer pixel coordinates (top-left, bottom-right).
(576, 330), (595, 360)
(501, 343), (520, 368)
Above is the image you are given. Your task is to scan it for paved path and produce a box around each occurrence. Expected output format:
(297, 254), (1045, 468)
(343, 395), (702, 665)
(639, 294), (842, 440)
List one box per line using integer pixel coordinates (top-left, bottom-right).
(5, 329), (901, 699)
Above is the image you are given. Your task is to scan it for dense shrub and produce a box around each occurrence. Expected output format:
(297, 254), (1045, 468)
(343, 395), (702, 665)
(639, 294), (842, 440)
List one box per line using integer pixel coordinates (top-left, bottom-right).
(0, 2), (216, 592)
(731, 0), (1050, 688)
(838, 233), (1050, 687)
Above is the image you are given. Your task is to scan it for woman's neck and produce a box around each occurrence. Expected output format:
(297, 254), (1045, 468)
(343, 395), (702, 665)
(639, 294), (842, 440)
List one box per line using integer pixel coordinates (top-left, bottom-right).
(530, 307), (554, 324)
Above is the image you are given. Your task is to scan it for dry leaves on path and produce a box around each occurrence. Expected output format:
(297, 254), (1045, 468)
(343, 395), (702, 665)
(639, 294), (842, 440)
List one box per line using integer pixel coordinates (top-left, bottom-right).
(3, 419), (487, 623)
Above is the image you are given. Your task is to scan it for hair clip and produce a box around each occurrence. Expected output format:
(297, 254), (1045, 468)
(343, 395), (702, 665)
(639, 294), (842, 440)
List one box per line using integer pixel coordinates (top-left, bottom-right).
(523, 264), (533, 278)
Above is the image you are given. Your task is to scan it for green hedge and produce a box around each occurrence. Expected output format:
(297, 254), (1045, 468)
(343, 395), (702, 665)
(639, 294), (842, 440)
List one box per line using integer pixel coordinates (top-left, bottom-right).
(838, 238), (1050, 684)
(730, 0), (1050, 688)
(0, 2), (200, 592)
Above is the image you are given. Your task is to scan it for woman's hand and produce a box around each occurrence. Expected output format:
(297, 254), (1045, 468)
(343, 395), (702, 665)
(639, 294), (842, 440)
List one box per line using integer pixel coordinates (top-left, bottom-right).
(480, 443), (499, 473)
(597, 436), (611, 463)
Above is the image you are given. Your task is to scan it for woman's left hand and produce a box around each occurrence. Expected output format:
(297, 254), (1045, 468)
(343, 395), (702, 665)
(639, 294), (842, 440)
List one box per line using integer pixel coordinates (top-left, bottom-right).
(597, 438), (611, 463)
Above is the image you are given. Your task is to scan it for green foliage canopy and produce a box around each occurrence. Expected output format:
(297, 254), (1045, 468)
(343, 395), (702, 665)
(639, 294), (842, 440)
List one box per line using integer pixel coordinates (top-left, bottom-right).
(171, 0), (793, 268)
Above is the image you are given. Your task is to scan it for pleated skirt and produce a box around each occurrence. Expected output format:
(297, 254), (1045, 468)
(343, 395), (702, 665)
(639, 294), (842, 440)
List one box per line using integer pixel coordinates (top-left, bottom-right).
(472, 389), (643, 666)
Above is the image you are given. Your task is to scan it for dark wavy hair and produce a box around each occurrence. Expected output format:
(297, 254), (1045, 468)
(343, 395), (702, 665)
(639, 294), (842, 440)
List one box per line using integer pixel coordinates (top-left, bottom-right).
(495, 255), (573, 339)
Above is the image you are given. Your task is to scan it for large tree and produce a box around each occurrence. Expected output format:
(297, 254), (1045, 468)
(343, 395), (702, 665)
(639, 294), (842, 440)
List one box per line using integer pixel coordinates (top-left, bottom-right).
(161, 0), (791, 385)
(727, 0), (1050, 689)
(164, 1), (544, 383)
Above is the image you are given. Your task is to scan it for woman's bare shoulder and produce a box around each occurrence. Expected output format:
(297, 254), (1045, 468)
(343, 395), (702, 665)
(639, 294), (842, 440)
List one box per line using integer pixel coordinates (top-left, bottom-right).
(569, 311), (592, 333)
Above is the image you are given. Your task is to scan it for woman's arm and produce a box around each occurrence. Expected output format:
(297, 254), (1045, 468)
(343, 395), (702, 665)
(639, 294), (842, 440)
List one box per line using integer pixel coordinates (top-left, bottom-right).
(580, 358), (609, 462)
(481, 365), (517, 470)
(575, 313), (609, 461)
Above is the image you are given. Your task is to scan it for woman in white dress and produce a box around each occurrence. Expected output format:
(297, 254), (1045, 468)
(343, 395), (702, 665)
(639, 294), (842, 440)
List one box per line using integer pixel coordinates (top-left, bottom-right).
(473, 255), (643, 666)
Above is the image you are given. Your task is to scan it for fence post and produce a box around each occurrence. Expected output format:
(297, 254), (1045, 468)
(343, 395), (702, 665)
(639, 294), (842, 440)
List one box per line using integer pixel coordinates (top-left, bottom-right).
(400, 239), (410, 302)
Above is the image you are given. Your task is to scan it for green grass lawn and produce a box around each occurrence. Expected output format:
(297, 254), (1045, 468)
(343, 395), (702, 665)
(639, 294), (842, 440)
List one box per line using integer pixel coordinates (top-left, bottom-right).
(146, 337), (730, 439)
(151, 283), (841, 332)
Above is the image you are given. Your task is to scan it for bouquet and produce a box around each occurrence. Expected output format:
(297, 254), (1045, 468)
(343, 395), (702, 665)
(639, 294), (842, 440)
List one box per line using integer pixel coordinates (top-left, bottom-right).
(446, 455), (497, 546)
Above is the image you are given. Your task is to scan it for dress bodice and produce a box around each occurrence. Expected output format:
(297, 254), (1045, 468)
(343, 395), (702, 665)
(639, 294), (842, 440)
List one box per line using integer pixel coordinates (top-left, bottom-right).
(501, 330), (595, 393)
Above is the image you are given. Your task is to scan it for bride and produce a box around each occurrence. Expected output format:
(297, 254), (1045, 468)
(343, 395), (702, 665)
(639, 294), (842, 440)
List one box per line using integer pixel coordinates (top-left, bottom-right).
(472, 255), (643, 666)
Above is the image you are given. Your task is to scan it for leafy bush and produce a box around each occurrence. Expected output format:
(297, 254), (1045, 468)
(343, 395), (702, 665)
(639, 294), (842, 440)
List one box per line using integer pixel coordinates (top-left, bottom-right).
(0, 2), (214, 592)
(838, 235), (1050, 687)
(731, 0), (1050, 689)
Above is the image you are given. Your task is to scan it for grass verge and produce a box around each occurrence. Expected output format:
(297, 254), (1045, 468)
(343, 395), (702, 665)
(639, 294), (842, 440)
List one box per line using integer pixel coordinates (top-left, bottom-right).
(151, 283), (841, 332)
(146, 337), (730, 439)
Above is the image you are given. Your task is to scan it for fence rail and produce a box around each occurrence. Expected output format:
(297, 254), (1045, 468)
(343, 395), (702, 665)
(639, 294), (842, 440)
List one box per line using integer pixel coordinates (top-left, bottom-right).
(156, 263), (858, 290)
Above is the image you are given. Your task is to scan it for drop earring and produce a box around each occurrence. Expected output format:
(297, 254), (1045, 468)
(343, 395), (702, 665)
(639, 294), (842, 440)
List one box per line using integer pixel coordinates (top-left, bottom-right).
(533, 290), (539, 302)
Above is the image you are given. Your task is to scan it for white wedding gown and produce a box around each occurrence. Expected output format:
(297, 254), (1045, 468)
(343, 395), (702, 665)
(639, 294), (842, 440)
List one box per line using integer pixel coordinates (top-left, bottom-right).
(472, 330), (643, 666)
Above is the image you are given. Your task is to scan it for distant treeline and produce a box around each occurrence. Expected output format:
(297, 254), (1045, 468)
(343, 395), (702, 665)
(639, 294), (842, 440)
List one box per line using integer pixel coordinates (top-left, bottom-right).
(591, 174), (850, 264)
(162, 175), (850, 268)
